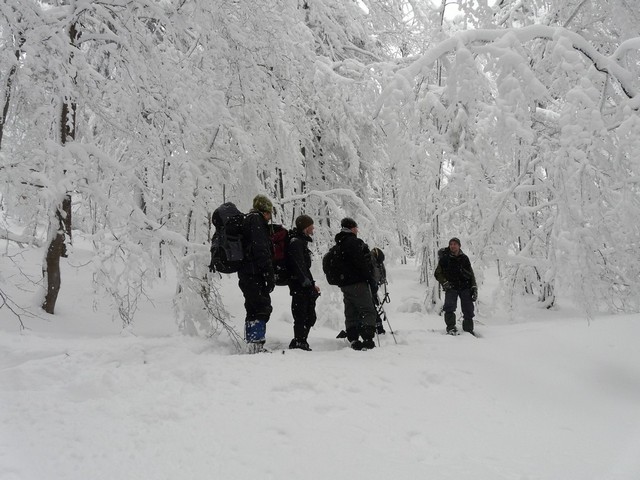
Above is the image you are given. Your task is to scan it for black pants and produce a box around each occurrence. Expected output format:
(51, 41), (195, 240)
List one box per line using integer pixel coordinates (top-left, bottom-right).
(443, 288), (474, 332)
(341, 282), (377, 341)
(290, 291), (317, 341)
(238, 272), (272, 323)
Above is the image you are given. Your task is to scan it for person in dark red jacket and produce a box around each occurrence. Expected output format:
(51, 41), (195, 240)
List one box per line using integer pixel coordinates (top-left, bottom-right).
(286, 215), (320, 351)
(434, 237), (477, 335)
(238, 195), (275, 352)
(334, 217), (378, 350)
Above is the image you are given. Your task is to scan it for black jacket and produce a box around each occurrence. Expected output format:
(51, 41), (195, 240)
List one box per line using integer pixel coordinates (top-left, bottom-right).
(239, 210), (274, 278)
(434, 248), (476, 290)
(287, 228), (314, 293)
(334, 229), (375, 287)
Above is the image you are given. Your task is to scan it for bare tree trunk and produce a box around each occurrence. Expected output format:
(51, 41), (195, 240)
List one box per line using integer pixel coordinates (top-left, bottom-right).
(43, 197), (71, 313)
(42, 23), (77, 314)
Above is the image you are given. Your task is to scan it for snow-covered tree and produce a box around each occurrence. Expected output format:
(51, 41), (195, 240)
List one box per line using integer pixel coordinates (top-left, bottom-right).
(3, 0), (640, 336)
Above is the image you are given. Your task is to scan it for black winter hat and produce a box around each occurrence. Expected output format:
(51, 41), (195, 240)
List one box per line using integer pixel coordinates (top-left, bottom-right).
(449, 237), (461, 246)
(341, 217), (358, 229)
(295, 214), (314, 231)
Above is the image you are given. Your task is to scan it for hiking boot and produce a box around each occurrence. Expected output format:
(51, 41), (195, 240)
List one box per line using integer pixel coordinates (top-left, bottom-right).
(376, 325), (386, 335)
(350, 340), (364, 351)
(361, 338), (375, 350)
(446, 327), (459, 336)
(289, 339), (312, 351)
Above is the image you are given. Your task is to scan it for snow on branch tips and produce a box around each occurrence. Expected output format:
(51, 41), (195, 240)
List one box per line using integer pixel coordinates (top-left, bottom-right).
(374, 25), (640, 118)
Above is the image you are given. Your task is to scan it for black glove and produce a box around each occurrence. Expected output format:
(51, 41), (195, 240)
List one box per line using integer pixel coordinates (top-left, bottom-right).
(442, 281), (452, 292)
(264, 273), (275, 293)
(373, 294), (380, 306)
(471, 286), (478, 302)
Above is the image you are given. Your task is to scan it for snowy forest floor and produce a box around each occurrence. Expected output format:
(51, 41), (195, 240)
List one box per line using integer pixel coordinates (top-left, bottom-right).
(1, 240), (640, 480)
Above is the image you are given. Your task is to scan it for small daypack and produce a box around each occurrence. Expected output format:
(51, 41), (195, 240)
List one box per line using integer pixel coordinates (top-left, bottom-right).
(271, 224), (291, 286)
(323, 243), (345, 286)
(437, 247), (450, 265)
(209, 202), (245, 274)
(370, 247), (387, 286)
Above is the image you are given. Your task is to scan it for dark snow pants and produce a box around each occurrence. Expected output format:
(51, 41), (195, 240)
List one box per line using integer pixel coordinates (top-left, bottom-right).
(238, 272), (273, 323)
(290, 291), (318, 341)
(341, 282), (377, 341)
(443, 288), (474, 332)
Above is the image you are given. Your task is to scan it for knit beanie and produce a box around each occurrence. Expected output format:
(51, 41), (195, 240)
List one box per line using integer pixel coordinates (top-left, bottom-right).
(341, 217), (358, 229)
(449, 237), (461, 246)
(295, 214), (314, 231)
(252, 194), (273, 213)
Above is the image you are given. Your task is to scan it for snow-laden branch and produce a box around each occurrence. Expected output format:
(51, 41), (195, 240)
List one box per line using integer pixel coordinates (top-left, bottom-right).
(374, 25), (640, 118)
(278, 189), (398, 245)
(279, 188), (377, 224)
(0, 229), (42, 247)
(613, 37), (640, 62)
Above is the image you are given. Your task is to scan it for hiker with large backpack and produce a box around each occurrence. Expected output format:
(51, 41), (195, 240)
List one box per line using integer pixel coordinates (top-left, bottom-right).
(324, 217), (378, 351)
(238, 194), (276, 351)
(285, 214), (320, 351)
(335, 245), (396, 342)
(434, 237), (478, 335)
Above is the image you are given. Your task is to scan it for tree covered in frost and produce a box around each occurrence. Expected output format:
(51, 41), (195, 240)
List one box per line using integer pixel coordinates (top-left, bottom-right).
(2, 0), (640, 337)
(375, 0), (640, 314)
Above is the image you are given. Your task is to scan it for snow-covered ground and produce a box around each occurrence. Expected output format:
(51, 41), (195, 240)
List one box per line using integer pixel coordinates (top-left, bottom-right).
(1, 242), (640, 480)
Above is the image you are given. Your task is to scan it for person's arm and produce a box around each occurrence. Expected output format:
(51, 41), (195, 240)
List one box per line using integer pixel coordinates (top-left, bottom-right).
(461, 256), (476, 288)
(287, 238), (312, 287)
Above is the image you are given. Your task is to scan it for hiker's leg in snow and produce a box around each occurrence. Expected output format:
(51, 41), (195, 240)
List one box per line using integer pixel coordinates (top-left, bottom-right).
(291, 292), (316, 341)
(443, 289), (459, 331)
(342, 282), (376, 341)
(459, 288), (475, 332)
(238, 273), (272, 342)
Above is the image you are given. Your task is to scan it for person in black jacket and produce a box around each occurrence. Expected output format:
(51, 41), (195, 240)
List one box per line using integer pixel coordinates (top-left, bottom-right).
(335, 217), (378, 350)
(238, 194), (275, 352)
(434, 237), (477, 335)
(286, 215), (320, 351)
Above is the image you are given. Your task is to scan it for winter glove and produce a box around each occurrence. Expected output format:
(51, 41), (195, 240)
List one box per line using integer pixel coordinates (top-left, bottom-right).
(264, 273), (275, 293)
(442, 281), (452, 292)
(471, 286), (478, 302)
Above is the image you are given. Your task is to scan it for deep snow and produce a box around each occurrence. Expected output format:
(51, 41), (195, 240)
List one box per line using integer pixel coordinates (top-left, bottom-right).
(1, 242), (640, 480)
